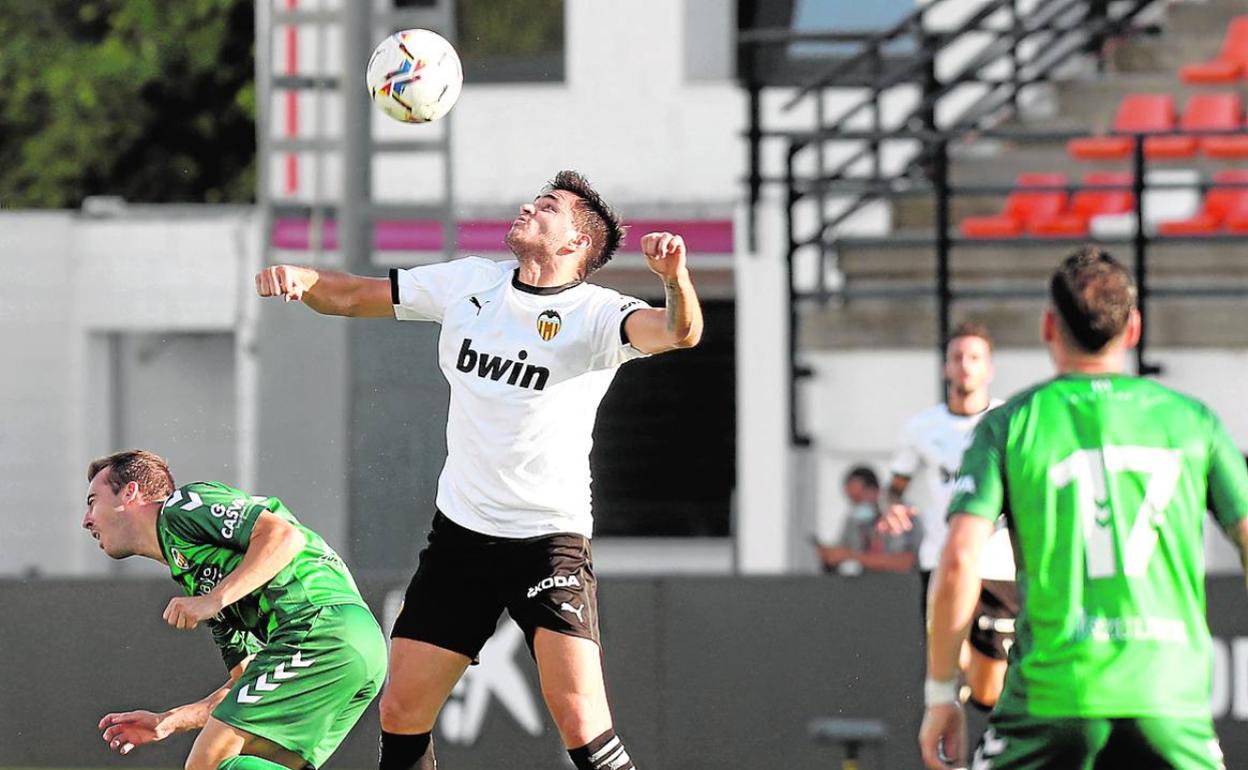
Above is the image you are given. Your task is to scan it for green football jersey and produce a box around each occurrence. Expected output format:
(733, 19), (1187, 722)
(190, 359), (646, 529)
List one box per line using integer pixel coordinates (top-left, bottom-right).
(950, 373), (1248, 719)
(156, 481), (369, 668)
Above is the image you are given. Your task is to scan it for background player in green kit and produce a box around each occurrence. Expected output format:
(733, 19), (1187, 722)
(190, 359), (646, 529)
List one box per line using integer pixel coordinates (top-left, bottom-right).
(920, 248), (1248, 770)
(82, 450), (388, 770)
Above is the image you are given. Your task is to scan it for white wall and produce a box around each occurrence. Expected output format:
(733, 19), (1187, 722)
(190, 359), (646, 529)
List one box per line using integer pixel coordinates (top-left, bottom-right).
(0, 209), (255, 576)
(0, 213), (77, 577)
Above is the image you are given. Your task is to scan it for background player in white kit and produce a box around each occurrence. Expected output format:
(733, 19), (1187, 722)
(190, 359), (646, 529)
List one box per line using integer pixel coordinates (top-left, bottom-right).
(256, 171), (702, 770)
(879, 322), (1017, 708)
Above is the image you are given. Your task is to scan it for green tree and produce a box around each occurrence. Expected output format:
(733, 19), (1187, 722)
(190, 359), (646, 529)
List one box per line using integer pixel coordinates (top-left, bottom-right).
(0, 0), (255, 208)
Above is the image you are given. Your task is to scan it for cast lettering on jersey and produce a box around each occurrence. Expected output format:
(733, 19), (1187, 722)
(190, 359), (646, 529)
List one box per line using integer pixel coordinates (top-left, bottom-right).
(950, 373), (1248, 719)
(889, 401), (1008, 573)
(390, 257), (651, 538)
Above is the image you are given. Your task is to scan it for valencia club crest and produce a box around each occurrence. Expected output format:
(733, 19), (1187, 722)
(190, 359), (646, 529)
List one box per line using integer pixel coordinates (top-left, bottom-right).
(537, 310), (562, 341)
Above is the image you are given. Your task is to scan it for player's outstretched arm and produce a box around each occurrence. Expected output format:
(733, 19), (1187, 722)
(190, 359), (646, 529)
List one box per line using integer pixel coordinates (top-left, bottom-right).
(98, 657), (252, 754)
(920, 513), (993, 770)
(624, 232), (704, 354)
(163, 513), (304, 631)
(255, 265), (393, 317)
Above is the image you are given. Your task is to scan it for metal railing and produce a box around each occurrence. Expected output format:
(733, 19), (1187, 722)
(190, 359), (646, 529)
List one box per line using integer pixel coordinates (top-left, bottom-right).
(738, 0), (1176, 445)
(795, 126), (1248, 444)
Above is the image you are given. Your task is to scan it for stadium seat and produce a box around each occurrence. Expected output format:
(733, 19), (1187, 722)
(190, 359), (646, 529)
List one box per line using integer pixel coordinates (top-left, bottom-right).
(960, 173), (1068, 238)
(1157, 170), (1248, 235)
(1030, 173), (1134, 237)
(1199, 94), (1248, 158)
(1068, 95), (1177, 160)
(1145, 93), (1241, 160)
(1204, 132), (1248, 159)
(1179, 17), (1248, 85)
(1090, 169), (1201, 238)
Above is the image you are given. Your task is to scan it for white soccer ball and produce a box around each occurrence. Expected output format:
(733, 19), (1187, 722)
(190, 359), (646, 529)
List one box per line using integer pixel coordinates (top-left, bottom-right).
(366, 29), (463, 124)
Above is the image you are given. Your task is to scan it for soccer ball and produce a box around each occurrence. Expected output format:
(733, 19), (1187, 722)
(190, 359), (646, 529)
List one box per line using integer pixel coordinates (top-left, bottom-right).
(366, 29), (463, 124)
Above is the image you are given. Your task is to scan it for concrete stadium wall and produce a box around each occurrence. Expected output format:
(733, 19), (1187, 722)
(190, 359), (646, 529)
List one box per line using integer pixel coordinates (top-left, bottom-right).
(2, 575), (923, 769)
(0, 209), (257, 578)
(7, 575), (1248, 769)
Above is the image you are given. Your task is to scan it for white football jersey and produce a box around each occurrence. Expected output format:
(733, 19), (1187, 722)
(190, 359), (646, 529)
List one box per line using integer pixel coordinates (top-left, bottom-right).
(390, 257), (650, 538)
(889, 400), (1014, 577)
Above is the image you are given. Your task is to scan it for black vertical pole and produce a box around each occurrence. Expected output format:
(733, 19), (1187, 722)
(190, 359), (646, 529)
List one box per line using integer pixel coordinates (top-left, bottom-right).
(1131, 133), (1161, 376)
(919, 25), (938, 135)
(871, 40), (883, 182)
(1010, 0), (1022, 112)
(747, 80), (762, 253)
(934, 138), (952, 401)
(785, 145), (811, 447)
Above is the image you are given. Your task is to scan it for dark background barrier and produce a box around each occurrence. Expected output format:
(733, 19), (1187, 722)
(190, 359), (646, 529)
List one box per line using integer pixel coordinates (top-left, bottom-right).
(3, 575), (1247, 769)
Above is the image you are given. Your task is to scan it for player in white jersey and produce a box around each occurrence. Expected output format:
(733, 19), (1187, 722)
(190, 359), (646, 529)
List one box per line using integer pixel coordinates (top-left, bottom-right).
(255, 171), (703, 770)
(880, 322), (1017, 708)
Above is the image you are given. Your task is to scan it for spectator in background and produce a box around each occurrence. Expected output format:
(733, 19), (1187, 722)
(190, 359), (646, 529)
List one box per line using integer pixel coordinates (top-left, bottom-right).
(817, 466), (920, 575)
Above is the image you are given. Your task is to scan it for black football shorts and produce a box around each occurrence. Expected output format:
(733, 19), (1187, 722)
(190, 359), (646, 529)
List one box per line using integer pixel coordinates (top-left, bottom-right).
(391, 512), (600, 661)
(969, 579), (1020, 661)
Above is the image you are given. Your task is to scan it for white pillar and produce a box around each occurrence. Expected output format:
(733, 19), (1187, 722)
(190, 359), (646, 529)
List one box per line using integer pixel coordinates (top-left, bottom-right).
(734, 198), (792, 574)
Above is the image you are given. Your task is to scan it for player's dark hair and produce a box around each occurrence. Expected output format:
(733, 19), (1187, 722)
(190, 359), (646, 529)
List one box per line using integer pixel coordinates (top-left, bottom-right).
(546, 170), (626, 274)
(87, 450), (175, 501)
(947, 320), (993, 352)
(1050, 246), (1137, 353)
(843, 465), (880, 490)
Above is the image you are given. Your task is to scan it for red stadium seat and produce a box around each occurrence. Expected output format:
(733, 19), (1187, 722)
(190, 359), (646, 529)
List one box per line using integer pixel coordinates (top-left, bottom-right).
(1157, 170), (1248, 235)
(1204, 134), (1248, 158)
(1068, 95), (1176, 160)
(1180, 17), (1248, 85)
(1030, 173), (1134, 237)
(960, 173), (1068, 238)
(1145, 93), (1241, 160)
(1199, 94), (1248, 158)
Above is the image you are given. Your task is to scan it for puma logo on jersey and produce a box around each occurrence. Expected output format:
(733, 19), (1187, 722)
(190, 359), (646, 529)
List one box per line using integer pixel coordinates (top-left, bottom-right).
(560, 602), (585, 623)
(468, 296), (489, 315)
(457, 338), (550, 391)
(527, 574), (582, 598)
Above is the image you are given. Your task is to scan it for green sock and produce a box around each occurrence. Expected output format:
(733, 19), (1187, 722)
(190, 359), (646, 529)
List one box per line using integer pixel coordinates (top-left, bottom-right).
(217, 755), (299, 770)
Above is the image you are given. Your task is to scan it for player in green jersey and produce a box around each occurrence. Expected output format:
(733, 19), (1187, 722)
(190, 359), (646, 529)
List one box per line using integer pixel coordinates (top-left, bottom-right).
(920, 247), (1248, 770)
(82, 450), (388, 770)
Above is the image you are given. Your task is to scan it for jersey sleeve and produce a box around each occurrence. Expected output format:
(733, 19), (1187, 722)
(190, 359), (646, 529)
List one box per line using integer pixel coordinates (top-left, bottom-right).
(888, 417), (922, 478)
(948, 408), (1008, 522)
(589, 291), (652, 370)
(389, 257), (499, 322)
(1206, 410), (1248, 531)
(160, 483), (267, 552)
(208, 618), (261, 670)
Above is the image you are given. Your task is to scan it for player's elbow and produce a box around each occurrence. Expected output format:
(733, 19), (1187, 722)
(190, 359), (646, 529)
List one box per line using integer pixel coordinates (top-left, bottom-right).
(255, 515), (305, 563)
(937, 540), (979, 579)
(275, 522), (306, 561)
(672, 324), (702, 349)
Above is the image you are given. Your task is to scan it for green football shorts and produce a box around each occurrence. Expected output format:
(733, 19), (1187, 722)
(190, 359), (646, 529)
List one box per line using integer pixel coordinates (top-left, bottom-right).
(972, 711), (1225, 770)
(212, 603), (387, 768)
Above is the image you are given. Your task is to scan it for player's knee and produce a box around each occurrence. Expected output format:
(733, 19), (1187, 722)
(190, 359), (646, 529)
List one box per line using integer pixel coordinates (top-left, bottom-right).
(543, 689), (607, 745)
(379, 686), (436, 732)
(185, 751), (227, 770)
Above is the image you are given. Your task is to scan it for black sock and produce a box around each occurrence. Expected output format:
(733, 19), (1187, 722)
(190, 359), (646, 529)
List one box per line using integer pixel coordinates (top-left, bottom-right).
(568, 728), (635, 770)
(379, 730), (435, 770)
